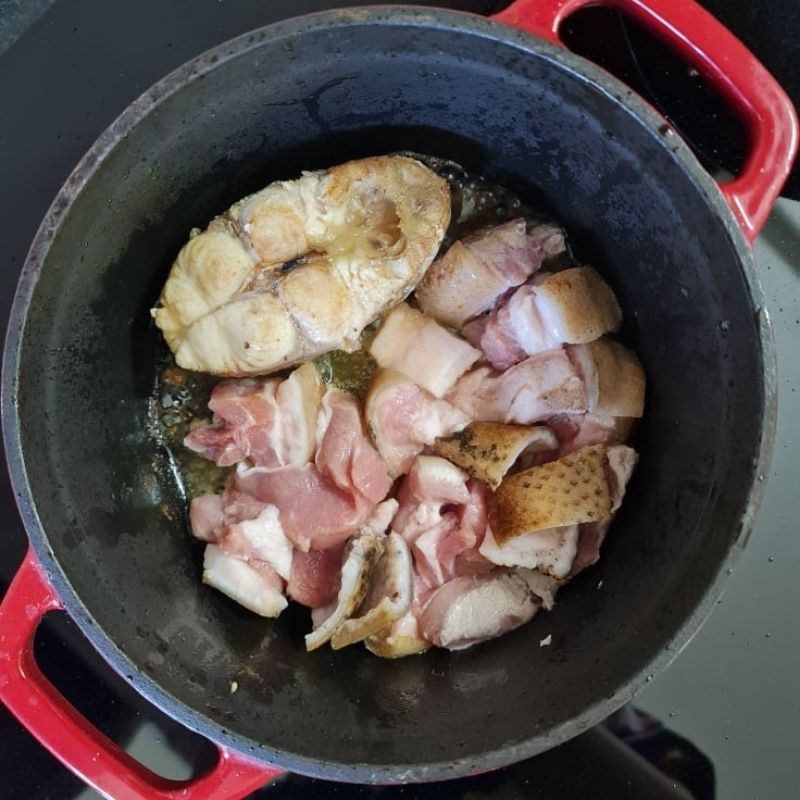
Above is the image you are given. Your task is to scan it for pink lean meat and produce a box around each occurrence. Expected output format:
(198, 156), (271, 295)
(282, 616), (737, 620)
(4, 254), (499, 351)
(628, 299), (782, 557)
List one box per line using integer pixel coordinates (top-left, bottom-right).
(415, 219), (565, 328)
(233, 389), (391, 551)
(365, 369), (469, 476)
(184, 362), (322, 467)
(391, 456), (493, 592)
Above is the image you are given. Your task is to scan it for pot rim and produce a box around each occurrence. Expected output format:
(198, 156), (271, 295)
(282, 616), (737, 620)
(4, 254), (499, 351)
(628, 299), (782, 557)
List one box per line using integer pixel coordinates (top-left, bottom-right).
(0, 5), (776, 784)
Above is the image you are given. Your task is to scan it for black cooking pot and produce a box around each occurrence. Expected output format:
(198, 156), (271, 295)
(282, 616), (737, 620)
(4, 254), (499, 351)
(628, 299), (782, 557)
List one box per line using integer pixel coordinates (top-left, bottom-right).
(0, 0), (796, 797)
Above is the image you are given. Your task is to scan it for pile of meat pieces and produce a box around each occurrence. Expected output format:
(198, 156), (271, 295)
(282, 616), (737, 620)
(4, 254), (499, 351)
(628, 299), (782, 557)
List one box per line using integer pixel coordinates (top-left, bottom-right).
(186, 218), (645, 656)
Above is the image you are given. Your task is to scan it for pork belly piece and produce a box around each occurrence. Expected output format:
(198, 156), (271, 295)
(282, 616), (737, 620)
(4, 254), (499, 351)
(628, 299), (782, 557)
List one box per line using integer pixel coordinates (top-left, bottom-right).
(234, 463), (367, 551)
(330, 532), (413, 649)
(568, 520), (612, 578)
(202, 545), (287, 618)
(449, 348), (588, 425)
(365, 369), (469, 477)
(305, 533), (384, 651)
(418, 572), (538, 650)
(215, 504), (293, 580)
(189, 486), (293, 580)
(473, 267), (621, 370)
(392, 456), (493, 593)
(189, 488), (266, 545)
(184, 362), (323, 467)
(565, 446), (636, 577)
(415, 219), (565, 328)
(392, 454), (470, 537)
(450, 336), (644, 433)
(566, 338), (645, 418)
(490, 444), (637, 541)
(369, 303), (480, 398)
(233, 389), (391, 551)
(482, 444), (638, 577)
(546, 412), (636, 458)
(479, 524), (580, 579)
(362, 498), (400, 536)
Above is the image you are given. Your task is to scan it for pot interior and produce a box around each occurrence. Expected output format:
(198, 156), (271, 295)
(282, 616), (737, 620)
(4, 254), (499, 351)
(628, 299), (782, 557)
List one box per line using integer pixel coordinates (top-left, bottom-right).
(9, 10), (764, 781)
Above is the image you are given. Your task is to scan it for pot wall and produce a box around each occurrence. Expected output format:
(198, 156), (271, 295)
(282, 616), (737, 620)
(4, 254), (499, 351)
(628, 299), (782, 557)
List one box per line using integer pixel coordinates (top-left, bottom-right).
(7, 9), (767, 781)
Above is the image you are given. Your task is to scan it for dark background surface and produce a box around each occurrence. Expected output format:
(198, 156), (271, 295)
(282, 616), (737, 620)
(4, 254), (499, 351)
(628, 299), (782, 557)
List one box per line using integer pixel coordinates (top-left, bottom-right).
(0, 1), (796, 798)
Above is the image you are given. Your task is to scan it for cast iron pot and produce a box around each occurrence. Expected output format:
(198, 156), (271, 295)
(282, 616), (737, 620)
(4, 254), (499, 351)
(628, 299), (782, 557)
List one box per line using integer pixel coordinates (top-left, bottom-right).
(0, 0), (796, 797)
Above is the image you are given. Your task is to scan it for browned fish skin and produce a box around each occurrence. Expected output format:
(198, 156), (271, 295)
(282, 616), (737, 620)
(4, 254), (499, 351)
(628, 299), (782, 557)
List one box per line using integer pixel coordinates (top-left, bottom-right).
(432, 422), (557, 489)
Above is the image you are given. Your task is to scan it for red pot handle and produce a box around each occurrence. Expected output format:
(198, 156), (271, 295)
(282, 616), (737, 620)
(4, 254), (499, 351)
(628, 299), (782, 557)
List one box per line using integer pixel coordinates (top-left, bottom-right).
(0, 549), (285, 800)
(493, 0), (799, 243)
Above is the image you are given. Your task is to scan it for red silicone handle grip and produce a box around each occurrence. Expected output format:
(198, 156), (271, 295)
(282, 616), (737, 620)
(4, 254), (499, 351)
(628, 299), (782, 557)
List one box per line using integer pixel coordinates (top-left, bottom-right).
(0, 549), (284, 800)
(493, 0), (799, 242)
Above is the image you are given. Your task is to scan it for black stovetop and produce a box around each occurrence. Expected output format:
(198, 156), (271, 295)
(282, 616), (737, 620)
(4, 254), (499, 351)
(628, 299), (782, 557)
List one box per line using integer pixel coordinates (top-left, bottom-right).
(1, 1), (795, 798)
